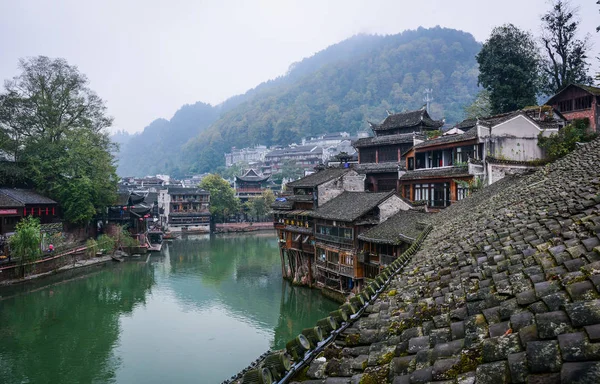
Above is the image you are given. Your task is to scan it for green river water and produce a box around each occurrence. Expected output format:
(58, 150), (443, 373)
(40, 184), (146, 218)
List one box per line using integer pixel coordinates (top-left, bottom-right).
(0, 232), (339, 384)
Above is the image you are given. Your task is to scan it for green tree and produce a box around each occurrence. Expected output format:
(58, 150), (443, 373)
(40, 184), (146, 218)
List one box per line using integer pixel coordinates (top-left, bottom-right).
(476, 24), (540, 114)
(9, 216), (41, 276)
(540, 0), (592, 94)
(538, 118), (597, 161)
(200, 174), (240, 223)
(464, 90), (492, 119)
(0, 56), (118, 225)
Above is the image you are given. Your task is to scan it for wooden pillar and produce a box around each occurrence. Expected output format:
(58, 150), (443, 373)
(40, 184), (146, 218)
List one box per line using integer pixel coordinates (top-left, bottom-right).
(307, 253), (312, 287)
(375, 149), (379, 164)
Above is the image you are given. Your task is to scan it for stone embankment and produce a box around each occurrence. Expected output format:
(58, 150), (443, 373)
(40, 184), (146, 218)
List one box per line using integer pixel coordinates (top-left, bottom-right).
(229, 138), (600, 383)
(215, 222), (274, 233)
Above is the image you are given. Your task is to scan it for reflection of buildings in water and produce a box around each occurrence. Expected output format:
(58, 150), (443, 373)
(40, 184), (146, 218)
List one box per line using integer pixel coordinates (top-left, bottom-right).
(0, 262), (156, 384)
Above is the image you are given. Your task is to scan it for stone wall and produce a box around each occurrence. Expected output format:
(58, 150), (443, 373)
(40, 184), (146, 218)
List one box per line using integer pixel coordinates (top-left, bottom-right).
(379, 195), (411, 223)
(318, 170), (365, 207)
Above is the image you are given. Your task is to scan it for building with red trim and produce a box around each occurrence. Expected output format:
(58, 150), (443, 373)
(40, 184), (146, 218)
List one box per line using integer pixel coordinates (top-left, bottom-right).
(0, 188), (59, 234)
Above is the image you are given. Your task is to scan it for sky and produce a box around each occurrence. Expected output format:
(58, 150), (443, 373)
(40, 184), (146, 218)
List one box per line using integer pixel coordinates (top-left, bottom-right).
(0, 0), (598, 134)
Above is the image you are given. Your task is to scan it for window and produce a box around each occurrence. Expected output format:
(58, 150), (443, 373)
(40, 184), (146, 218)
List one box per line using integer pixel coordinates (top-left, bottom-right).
(558, 99), (573, 112)
(403, 184), (410, 199)
(408, 157), (414, 170)
(414, 183), (450, 207)
(360, 148), (376, 163)
(574, 95), (593, 110)
(415, 153), (426, 169)
(457, 183), (469, 201)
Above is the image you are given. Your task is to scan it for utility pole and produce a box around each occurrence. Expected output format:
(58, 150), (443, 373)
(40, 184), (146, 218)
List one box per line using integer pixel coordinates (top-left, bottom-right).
(423, 88), (433, 114)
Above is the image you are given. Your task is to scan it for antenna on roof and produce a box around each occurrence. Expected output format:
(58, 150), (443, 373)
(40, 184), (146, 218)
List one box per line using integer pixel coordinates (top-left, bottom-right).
(423, 88), (433, 114)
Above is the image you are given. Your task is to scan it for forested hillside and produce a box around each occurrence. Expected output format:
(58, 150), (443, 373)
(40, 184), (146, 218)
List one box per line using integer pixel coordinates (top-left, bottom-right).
(117, 27), (482, 176)
(183, 27), (481, 173)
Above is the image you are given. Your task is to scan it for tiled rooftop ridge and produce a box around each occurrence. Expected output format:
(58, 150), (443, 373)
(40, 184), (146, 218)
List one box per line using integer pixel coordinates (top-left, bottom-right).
(289, 138), (600, 383)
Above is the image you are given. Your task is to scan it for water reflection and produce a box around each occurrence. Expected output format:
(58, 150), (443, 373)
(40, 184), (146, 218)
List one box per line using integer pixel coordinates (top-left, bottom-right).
(0, 233), (338, 384)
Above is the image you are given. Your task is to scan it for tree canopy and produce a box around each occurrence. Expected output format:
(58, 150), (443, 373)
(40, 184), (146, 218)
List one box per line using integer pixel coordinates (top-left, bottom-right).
(199, 174), (240, 222)
(0, 56), (118, 225)
(540, 0), (592, 95)
(476, 24), (540, 114)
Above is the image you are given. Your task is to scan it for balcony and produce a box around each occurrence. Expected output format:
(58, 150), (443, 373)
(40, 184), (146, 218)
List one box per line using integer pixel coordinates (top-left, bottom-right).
(315, 233), (354, 247)
(315, 259), (354, 277)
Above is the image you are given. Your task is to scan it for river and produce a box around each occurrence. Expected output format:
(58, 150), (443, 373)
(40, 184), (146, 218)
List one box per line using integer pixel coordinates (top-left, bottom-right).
(0, 232), (339, 384)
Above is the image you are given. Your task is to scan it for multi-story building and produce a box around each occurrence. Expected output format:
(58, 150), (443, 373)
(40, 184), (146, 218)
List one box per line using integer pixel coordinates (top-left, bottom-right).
(272, 167), (365, 287)
(234, 169), (270, 203)
(158, 187), (210, 232)
(546, 83), (600, 132)
(354, 107), (444, 192)
(0, 189), (59, 235)
(357, 210), (428, 279)
(400, 108), (564, 208)
(311, 191), (410, 293)
(224, 145), (269, 167)
(264, 145), (325, 174)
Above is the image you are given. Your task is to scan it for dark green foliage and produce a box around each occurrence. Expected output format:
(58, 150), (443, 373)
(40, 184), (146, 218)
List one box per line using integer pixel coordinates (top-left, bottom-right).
(10, 216), (41, 274)
(476, 24), (540, 114)
(0, 56), (118, 225)
(199, 174), (240, 222)
(183, 28), (481, 173)
(538, 118), (597, 161)
(540, 1), (592, 95)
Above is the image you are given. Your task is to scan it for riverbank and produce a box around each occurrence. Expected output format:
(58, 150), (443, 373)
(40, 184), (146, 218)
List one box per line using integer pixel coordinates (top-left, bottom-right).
(0, 254), (114, 287)
(214, 222), (274, 233)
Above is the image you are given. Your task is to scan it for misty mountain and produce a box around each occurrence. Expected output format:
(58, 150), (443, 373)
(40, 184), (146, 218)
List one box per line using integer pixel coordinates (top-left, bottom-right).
(115, 101), (220, 176)
(117, 27), (482, 177)
(182, 27), (481, 173)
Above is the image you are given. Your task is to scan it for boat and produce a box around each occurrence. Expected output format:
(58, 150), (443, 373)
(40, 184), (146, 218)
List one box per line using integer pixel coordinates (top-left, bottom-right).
(162, 231), (178, 240)
(147, 230), (163, 252)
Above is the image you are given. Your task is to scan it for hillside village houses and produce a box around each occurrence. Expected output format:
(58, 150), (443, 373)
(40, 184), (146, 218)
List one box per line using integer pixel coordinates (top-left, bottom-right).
(271, 83), (595, 294)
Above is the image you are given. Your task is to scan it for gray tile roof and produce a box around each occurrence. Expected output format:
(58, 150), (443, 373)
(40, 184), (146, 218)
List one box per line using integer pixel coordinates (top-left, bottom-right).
(310, 191), (394, 222)
(414, 128), (478, 149)
(167, 187), (209, 195)
(0, 188), (57, 205)
(286, 168), (350, 188)
(0, 193), (24, 208)
(400, 166), (471, 181)
(235, 169), (270, 183)
(370, 109), (444, 132)
(353, 133), (416, 148)
(355, 162), (400, 174)
(358, 210), (429, 245)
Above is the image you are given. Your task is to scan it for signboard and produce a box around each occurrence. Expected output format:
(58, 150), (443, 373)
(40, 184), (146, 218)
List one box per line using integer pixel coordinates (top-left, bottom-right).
(0, 209), (18, 215)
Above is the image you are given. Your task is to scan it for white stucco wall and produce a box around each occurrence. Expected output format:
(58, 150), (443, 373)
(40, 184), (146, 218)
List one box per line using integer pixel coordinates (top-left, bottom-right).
(378, 194), (410, 223)
(317, 170), (365, 207)
(487, 163), (538, 185)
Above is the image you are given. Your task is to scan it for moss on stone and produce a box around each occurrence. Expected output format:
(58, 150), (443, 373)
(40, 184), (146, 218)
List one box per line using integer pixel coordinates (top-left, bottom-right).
(359, 365), (390, 384)
(376, 350), (395, 365)
(291, 365), (310, 381)
(345, 333), (360, 346)
(387, 289), (397, 296)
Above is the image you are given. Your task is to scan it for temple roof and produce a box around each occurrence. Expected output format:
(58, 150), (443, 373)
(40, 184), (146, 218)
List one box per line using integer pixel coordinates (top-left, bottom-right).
(369, 108), (444, 132)
(286, 168), (350, 189)
(310, 191), (394, 222)
(235, 169), (270, 183)
(358, 210), (429, 245)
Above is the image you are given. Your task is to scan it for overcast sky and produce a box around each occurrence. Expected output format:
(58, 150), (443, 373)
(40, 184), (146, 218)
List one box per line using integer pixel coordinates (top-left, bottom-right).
(0, 0), (598, 134)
